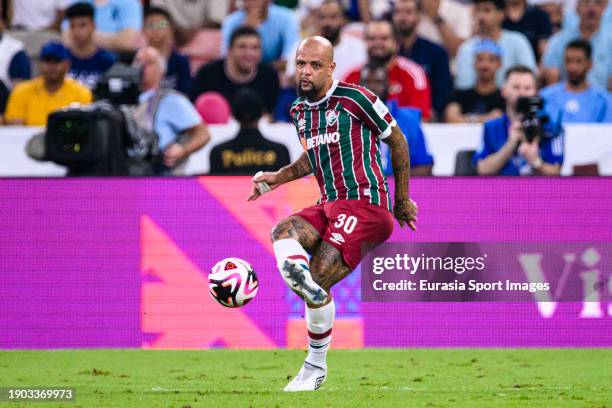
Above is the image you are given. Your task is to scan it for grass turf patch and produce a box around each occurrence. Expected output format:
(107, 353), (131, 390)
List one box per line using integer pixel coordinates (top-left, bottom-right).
(0, 349), (610, 407)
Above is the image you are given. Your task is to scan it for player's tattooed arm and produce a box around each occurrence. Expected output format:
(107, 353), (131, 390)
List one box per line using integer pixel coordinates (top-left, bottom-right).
(384, 126), (410, 201)
(277, 153), (313, 183)
(384, 126), (418, 231)
(248, 153), (312, 201)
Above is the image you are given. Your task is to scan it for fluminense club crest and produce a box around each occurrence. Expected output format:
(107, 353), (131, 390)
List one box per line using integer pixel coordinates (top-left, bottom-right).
(325, 110), (338, 126)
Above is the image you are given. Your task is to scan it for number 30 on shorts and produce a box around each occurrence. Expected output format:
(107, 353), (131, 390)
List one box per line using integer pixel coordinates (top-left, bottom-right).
(333, 214), (358, 234)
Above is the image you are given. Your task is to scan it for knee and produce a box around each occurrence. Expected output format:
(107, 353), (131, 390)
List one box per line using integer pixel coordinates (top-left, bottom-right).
(270, 219), (292, 242)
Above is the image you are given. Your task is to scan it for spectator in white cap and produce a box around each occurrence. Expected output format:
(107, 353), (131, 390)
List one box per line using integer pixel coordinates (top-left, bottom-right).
(445, 39), (505, 123)
(455, 0), (537, 89)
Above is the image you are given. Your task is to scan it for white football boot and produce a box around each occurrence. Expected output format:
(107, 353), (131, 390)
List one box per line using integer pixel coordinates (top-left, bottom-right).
(283, 361), (327, 392)
(281, 259), (328, 306)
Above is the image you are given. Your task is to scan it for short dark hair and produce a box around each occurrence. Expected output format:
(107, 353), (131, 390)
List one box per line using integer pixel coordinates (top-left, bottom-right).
(565, 39), (592, 59)
(365, 18), (395, 38)
(144, 6), (173, 24)
(229, 26), (260, 48)
(392, 0), (422, 13)
(504, 65), (535, 80)
(66, 2), (95, 20)
(231, 88), (263, 123)
(473, 0), (505, 10)
(320, 0), (347, 14)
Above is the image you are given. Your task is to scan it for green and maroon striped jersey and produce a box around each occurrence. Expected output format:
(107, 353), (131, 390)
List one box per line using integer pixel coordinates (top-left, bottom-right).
(290, 80), (397, 210)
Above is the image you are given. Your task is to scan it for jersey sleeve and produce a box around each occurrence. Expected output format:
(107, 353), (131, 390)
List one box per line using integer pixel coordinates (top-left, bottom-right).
(400, 63), (432, 120)
(407, 79), (432, 121)
(162, 93), (202, 133)
(346, 86), (397, 139)
(541, 128), (564, 165)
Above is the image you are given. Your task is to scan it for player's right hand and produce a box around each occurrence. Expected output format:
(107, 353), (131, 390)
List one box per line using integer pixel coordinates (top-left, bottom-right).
(247, 171), (282, 201)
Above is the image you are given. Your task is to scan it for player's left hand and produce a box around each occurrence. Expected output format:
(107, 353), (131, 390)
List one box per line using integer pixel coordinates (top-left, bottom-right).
(163, 143), (186, 167)
(394, 198), (418, 231)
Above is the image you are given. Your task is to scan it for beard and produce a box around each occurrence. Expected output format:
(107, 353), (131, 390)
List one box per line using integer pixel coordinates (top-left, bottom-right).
(369, 52), (393, 67)
(396, 24), (415, 38)
(567, 74), (586, 87)
(321, 27), (341, 45)
(297, 80), (321, 99)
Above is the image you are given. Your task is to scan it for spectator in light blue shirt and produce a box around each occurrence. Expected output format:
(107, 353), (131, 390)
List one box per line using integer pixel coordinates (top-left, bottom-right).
(360, 64), (434, 176)
(540, 39), (612, 123)
(473, 66), (563, 176)
(562, 0), (612, 32)
(221, 0), (299, 66)
(541, 0), (611, 90)
(133, 47), (210, 175)
(63, 0), (143, 52)
(455, 0), (537, 90)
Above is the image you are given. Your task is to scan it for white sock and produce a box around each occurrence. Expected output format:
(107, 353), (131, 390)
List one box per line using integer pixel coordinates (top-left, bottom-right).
(273, 238), (310, 274)
(305, 300), (335, 370)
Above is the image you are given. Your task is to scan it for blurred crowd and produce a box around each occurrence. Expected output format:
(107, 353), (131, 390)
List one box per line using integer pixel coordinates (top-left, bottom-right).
(0, 0), (610, 176)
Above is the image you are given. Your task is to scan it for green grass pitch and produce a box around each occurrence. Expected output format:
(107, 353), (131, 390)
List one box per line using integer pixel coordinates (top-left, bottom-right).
(1, 349), (610, 407)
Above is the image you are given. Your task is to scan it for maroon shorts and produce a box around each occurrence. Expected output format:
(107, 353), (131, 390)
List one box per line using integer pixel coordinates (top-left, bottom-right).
(294, 199), (395, 270)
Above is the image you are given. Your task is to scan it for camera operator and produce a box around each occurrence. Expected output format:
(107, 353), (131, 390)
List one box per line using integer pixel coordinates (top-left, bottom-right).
(473, 65), (563, 176)
(131, 46), (210, 175)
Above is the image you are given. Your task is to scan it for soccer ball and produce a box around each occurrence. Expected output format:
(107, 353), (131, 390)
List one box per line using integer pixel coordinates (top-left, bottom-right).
(208, 258), (258, 307)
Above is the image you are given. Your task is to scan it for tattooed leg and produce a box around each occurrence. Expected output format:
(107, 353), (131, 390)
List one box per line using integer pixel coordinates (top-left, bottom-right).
(308, 241), (352, 306)
(271, 216), (328, 305)
(271, 216), (322, 251)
